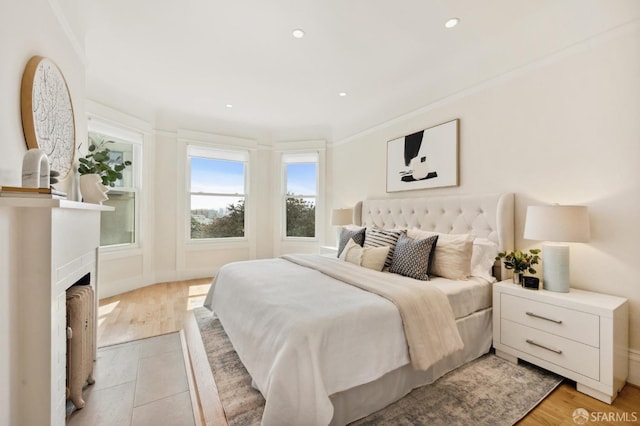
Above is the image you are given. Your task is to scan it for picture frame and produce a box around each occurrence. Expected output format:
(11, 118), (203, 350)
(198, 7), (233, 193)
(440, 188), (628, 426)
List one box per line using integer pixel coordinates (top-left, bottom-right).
(386, 119), (459, 192)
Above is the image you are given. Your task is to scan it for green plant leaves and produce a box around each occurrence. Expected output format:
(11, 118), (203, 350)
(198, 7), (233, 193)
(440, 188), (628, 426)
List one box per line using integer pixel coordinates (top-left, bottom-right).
(495, 248), (541, 274)
(78, 140), (131, 187)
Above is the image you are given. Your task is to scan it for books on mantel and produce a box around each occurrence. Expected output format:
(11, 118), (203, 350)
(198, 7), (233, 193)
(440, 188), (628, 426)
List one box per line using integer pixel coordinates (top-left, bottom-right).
(0, 186), (67, 199)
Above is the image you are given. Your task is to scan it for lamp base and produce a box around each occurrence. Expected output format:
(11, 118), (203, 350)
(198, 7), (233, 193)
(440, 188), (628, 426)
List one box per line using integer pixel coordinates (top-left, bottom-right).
(542, 243), (570, 292)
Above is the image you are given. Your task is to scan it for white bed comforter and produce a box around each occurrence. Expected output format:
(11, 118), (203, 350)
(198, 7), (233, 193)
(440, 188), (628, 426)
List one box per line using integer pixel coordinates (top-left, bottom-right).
(204, 254), (462, 426)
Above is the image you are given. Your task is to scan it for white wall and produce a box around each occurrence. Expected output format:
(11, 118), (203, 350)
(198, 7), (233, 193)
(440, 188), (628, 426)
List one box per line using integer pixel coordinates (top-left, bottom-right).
(0, 0), (86, 424)
(330, 21), (640, 382)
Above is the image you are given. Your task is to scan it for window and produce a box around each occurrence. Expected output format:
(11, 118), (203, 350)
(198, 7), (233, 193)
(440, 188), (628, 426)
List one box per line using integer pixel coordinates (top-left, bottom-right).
(88, 123), (141, 248)
(283, 153), (318, 238)
(188, 145), (248, 239)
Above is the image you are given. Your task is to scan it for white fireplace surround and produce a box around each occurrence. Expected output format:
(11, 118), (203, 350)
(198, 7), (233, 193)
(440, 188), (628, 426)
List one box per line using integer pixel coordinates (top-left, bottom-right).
(0, 198), (110, 426)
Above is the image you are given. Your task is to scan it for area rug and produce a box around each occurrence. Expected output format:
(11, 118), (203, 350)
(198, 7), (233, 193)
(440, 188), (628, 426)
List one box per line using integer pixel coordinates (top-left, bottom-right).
(194, 307), (562, 426)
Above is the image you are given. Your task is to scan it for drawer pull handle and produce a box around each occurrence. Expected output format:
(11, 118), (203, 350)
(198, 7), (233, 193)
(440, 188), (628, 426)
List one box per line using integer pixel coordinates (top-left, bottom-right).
(526, 311), (562, 324)
(526, 339), (563, 354)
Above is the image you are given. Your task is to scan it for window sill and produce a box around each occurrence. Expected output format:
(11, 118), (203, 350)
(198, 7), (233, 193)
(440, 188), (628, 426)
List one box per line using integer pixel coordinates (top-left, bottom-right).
(186, 238), (249, 251)
(281, 238), (319, 244)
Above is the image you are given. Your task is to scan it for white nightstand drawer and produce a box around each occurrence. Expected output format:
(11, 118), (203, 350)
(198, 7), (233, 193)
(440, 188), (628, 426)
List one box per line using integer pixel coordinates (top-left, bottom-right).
(501, 293), (599, 347)
(501, 319), (599, 380)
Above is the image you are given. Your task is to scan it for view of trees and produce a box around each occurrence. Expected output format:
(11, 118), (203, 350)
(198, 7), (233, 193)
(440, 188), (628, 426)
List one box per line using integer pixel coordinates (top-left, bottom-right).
(286, 196), (315, 237)
(191, 199), (245, 238)
(190, 194), (315, 239)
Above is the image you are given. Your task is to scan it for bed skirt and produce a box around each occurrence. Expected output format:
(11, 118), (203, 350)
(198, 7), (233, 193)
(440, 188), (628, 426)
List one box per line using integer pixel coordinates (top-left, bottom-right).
(329, 307), (492, 425)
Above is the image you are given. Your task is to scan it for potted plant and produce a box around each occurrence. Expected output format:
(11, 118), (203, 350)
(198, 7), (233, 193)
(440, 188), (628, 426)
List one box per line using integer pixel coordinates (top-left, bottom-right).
(78, 140), (131, 204)
(495, 248), (541, 284)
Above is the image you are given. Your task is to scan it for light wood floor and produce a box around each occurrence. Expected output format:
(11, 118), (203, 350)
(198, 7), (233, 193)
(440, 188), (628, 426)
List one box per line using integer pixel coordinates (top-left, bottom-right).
(98, 280), (640, 425)
(98, 278), (212, 347)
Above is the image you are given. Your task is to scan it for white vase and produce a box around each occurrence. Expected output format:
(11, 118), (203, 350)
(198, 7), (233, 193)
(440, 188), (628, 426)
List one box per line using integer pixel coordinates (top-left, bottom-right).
(79, 174), (109, 204)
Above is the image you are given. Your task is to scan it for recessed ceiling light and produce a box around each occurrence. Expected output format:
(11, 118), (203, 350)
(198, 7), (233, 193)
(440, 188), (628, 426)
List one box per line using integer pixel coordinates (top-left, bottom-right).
(338, 92), (347, 97)
(445, 18), (459, 29)
(292, 29), (305, 39)
(226, 104), (233, 108)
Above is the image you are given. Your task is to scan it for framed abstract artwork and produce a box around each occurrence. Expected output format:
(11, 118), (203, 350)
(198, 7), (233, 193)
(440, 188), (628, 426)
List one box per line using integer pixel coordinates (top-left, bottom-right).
(386, 119), (459, 192)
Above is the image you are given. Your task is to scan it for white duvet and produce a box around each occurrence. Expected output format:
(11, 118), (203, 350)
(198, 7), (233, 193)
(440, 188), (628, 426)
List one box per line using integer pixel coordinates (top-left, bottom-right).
(204, 255), (462, 426)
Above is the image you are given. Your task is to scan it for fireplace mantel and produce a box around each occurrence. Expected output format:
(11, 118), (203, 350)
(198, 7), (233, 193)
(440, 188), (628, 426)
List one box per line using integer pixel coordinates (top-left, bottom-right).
(1, 199), (111, 426)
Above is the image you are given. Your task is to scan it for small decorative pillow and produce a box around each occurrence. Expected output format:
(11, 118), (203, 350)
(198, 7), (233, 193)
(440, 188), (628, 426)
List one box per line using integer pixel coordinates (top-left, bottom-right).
(339, 238), (362, 264)
(363, 227), (403, 268)
(471, 238), (499, 282)
(340, 238), (390, 272)
(337, 227), (366, 257)
(407, 229), (474, 280)
(389, 233), (439, 281)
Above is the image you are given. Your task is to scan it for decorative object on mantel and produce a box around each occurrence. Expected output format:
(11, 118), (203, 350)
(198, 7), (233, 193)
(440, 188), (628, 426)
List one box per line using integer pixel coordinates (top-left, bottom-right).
(386, 119), (459, 192)
(21, 148), (50, 188)
(78, 139), (131, 204)
(78, 140), (132, 187)
(495, 248), (541, 284)
(523, 204), (590, 293)
(0, 186), (66, 199)
(50, 170), (60, 185)
(78, 175), (109, 204)
(21, 56), (75, 179)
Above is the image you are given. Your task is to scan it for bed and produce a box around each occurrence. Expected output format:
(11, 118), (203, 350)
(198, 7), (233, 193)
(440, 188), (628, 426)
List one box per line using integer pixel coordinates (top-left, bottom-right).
(203, 192), (514, 425)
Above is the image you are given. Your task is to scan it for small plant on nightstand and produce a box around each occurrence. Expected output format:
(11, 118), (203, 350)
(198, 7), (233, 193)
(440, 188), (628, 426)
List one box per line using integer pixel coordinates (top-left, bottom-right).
(495, 249), (541, 284)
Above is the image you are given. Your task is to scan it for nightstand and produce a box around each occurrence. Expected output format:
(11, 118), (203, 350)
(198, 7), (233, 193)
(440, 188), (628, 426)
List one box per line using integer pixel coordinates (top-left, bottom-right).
(319, 245), (338, 256)
(493, 281), (628, 404)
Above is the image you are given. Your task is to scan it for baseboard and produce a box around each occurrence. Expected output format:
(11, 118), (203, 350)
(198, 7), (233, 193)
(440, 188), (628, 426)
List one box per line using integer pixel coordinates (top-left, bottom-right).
(628, 349), (640, 386)
(175, 269), (217, 282)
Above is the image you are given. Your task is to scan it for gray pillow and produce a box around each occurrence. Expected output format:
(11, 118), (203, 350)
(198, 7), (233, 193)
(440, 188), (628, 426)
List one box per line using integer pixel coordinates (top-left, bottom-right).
(389, 233), (439, 281)
(337, 227), (366, 257)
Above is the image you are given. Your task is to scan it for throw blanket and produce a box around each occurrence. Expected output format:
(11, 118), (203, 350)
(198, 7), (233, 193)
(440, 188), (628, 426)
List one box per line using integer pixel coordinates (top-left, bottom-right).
(282, 254), (463, 370)
(206, 255), (463, 426)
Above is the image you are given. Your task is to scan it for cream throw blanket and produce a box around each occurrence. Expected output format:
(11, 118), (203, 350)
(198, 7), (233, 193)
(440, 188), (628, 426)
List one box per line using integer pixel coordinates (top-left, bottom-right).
(282, 254), (464, 370)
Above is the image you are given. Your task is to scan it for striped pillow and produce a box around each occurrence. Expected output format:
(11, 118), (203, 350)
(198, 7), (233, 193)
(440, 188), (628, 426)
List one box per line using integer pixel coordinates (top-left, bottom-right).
(363, 227), (403, 268)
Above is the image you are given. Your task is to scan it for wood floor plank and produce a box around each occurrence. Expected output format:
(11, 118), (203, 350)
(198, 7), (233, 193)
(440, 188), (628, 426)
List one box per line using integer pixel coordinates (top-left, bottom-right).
(98, 279), (640, 425)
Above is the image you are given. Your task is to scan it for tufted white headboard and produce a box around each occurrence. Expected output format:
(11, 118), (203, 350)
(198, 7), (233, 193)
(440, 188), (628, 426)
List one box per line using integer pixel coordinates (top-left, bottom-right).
(353, 192), (514, 279)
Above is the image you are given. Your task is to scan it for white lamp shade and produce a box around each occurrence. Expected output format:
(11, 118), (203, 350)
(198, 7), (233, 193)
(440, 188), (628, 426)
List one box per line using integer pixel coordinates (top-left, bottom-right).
(523, 205), (590, 243)
(523, 204), (589, 293)
(331, 208), (353, 226)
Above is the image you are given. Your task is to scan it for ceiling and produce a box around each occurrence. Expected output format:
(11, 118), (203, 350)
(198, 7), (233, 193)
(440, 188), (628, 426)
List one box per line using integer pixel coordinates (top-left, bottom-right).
(83, 0), (638, 141)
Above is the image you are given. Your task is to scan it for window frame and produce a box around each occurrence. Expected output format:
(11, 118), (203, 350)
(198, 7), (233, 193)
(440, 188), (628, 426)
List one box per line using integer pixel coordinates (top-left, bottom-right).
(186, 144), (250, 243)
(87, 118), (142, 251)
(281, 152), (319, 241)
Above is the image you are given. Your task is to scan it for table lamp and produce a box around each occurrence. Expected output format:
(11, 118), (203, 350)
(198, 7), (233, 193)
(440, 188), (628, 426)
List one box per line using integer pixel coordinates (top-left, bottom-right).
(523, 204), (590, 292)
(331, 208), (353, 243)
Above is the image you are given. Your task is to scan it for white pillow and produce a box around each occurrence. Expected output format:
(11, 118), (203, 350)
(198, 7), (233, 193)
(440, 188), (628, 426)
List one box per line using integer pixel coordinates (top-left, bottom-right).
(407, 229), (474, 280)
(339, 238), (390, 272)
(363, 227), (403, 268)
(471, 238), (499, 283)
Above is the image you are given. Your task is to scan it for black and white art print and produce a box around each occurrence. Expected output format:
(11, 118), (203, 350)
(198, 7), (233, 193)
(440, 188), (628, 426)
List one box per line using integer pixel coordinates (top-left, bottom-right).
(386, 119), (459, 192)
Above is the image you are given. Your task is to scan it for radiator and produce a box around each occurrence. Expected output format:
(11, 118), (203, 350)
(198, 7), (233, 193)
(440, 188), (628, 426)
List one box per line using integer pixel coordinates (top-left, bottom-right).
(66, 285), (96, 409)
